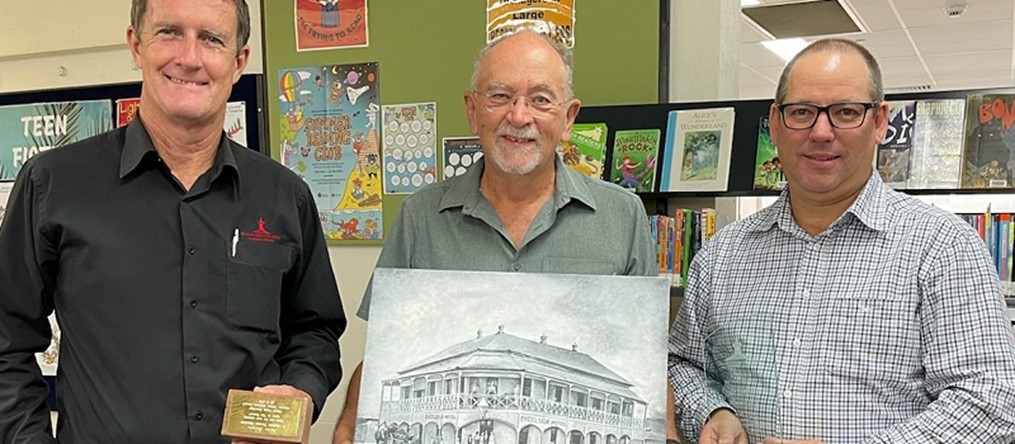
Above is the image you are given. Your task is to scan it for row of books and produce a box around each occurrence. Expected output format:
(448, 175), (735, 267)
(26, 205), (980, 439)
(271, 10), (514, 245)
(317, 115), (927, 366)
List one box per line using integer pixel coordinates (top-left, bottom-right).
(649, 208), (717, 287)
(562, 93), (1015, 194)
(960, 211), (1015, 295)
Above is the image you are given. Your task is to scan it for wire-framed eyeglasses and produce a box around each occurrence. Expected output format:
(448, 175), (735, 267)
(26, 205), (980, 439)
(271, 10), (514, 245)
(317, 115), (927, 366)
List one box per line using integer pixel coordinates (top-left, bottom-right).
(472, 90), (571, 119)
(777, 101), (880, 129)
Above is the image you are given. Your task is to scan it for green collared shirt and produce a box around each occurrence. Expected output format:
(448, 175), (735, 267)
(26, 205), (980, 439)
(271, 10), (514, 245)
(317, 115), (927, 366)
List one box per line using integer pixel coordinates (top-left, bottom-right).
(359, 156), (656, 319)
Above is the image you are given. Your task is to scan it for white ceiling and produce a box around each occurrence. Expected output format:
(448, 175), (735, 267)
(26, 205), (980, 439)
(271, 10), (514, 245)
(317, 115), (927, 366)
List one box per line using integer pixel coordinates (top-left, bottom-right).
(739, 0), (1015, 99)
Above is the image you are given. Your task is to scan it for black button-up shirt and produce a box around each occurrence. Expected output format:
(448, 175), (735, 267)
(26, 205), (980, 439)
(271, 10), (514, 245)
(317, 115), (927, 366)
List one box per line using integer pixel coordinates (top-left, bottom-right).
(0, 117), (346, 443)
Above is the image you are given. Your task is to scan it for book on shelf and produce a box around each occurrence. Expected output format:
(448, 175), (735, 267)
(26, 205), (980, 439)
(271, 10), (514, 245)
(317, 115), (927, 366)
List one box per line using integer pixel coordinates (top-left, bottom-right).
(561, 122), (607, 179)
(752, 116), (785, 191)
(660, 107), (735, 192)
(960, 94), (1015, 188)
(610, 129), (660, 192)
(877, 101), (916, 189)
(908, 98), (965, 189)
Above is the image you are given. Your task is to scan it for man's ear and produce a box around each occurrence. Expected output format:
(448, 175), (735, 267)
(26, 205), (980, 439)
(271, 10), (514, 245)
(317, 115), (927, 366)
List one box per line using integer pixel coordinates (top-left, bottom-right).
(560, 99), (582, 142)
(232, 45), (251, 83)
(464, 91), (480, 135)
(127, 26), (143, 70)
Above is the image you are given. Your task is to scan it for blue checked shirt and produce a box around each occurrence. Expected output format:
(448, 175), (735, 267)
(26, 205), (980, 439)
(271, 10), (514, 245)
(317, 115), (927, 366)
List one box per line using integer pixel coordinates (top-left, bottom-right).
(669, 172), (1015, 443)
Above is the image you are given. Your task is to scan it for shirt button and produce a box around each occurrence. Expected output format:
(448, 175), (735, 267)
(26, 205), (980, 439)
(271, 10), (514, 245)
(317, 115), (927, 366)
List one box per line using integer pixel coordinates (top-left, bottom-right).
(513, 264), (521, 271)
(792, 338), (801, 347)
(190, 356), (199, 363)
(189, 300), (198, 308)
(187, 245), (196, 255)
(783, 389), (792, 398)
(802, 289), (811, 298)
(194, 411), (204, 420)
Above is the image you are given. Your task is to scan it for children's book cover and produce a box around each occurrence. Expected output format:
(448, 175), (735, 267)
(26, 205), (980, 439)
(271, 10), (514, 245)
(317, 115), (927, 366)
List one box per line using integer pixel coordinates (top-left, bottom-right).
(961, 94), (1015, 188)
(752, 117), (784, 191)
(909, 99), (965, 189)
(561, 122), (607, 179)
(877, 101), (916, 188)
(610, 129), (660, 192)
(660, 108), (735, 192)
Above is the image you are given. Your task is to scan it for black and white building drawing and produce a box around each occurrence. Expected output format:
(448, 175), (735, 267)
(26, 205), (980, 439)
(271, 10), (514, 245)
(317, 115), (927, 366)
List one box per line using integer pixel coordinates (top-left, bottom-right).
(357, 268), (670, 444)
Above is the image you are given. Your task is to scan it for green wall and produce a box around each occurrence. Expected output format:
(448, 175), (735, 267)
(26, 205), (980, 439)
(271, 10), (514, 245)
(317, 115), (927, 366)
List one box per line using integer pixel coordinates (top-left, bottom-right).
(262, 2), (659, 244)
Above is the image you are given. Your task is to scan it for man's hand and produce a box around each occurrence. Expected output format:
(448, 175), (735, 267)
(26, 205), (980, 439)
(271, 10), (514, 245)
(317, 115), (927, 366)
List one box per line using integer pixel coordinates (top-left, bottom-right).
(762, 439), (823, 444)
(699, 409), (749, 444)
(231, 385), (311, 444)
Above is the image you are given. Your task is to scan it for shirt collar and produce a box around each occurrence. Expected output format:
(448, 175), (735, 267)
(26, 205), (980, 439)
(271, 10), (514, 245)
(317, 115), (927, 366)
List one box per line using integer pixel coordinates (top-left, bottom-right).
(119, 114), (240, 186)
(438, 155), (598, 213)
(752, 171), (888, 234)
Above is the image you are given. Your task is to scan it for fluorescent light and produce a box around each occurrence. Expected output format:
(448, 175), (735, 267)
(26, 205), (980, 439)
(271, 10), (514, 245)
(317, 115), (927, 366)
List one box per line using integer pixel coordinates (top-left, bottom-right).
(742, 0), (761, 6)
(761, 38), (809, 62)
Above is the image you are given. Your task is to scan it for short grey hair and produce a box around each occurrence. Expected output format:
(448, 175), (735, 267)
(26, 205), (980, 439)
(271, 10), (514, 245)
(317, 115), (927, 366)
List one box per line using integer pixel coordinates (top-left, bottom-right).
(775, 38), (883, 104)
(469, 30), (575, 99)
(130, 0), (251, 51)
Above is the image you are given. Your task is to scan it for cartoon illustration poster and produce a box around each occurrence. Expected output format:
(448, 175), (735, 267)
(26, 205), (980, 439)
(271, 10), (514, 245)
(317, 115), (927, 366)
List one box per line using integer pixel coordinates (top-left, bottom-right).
(487, 0), (576, 48)
(382, 102), (438, 194)
(278, 63), (383, 240)
(0, 100), (112, 181)
(295, 0), (368, 51)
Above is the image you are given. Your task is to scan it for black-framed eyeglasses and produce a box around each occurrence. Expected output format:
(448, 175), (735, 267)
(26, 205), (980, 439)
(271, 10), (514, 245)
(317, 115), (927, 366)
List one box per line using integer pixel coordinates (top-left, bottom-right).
(777, 101), (880, 129)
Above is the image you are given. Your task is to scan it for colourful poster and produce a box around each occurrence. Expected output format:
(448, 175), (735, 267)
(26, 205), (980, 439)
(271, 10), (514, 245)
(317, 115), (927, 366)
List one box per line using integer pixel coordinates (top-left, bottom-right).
(0, 100), (112, 181)
(487, 0), (576, 47)
(442, 136), (483, 180)
(116, 98), (141, 127)
(295, 0), (368, 51)
(278, 63), (383, 240)
(382, 102), (438, 194)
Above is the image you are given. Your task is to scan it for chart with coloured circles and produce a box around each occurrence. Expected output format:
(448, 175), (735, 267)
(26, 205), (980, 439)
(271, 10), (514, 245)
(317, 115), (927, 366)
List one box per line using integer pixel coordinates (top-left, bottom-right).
(381, 102), (438, 194)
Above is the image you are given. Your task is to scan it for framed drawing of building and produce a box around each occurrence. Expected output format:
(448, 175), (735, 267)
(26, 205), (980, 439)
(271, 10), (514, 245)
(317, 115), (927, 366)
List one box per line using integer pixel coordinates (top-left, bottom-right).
(357, 268), (670, 444)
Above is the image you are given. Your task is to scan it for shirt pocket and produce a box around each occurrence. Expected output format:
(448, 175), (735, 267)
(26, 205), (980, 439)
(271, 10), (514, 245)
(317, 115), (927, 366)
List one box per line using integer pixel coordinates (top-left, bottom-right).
(819, 295), (920, 380)
(226, 241), (295, 334)
(541, 258), (617, 275)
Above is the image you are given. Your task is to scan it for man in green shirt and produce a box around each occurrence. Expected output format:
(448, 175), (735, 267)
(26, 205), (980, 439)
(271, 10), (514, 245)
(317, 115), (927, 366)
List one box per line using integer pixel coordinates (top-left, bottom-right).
(333, 30), (663, 444)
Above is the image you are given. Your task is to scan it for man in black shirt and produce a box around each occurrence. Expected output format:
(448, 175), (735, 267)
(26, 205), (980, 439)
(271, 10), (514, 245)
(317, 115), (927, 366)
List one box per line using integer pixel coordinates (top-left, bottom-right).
(0, 0), (346, 442)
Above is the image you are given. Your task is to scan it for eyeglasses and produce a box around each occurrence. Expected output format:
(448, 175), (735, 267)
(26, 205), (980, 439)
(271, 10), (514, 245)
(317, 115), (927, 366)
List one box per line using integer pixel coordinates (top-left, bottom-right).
(472, 90), (570, 119)
(777, 101), (880, 129)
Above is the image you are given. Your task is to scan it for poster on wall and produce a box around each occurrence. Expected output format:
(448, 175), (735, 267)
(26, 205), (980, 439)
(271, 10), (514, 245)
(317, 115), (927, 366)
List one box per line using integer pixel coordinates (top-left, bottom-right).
(295, 0), (369, 51)
(442, 136), (483, 180)
(356, 268), (670, 444)
(278, 63), (383, 240)
(487, 0), (576, 48)
(381, 102), (437, 194)
(0, 100), (112, 181)
(116, 98), (249, 147)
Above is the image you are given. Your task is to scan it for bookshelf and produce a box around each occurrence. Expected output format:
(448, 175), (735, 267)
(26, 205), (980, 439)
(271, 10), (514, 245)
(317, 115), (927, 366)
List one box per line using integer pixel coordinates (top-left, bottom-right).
(576, 88), (1015, 325)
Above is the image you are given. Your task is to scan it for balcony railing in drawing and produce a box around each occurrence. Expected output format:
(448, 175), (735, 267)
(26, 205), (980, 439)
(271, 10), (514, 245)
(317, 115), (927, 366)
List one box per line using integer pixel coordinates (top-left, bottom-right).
(380, 394), (643, 428)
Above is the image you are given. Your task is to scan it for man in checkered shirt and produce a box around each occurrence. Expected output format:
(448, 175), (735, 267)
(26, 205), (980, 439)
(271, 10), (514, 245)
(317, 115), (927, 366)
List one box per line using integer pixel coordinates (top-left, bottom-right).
(668, 38), (1015, 443)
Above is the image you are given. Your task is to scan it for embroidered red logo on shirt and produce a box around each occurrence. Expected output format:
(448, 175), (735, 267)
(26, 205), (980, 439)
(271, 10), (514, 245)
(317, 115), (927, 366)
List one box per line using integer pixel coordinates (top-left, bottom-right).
(242, 218), (281, 243)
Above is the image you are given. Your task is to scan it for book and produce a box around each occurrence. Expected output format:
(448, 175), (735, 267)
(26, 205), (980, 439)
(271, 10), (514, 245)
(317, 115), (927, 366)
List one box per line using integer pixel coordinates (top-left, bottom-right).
(752, 116), (785, 191)
(561, 122), (608, 179)
(877, 101), (916, 188)
(660, 108), (735, 192)
(908, 99), (965, 189)
(961, 94), (1015, 188)
(610, 129), (660, 192)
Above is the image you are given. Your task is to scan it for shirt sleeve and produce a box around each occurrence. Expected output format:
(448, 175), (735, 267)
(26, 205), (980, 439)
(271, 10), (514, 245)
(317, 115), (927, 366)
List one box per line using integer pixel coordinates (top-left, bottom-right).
(668, 243), (735, 441)
(0, 164), (59, 443)
(865, 225), (1015, 443)
(356, 200), (413, 321)
(275, 184), (348, 419)
(625, 196), (658, 277)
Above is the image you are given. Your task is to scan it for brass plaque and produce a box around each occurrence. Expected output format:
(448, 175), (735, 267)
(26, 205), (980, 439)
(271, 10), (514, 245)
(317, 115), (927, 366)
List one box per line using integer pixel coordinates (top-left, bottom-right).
(221, 389), (311, 444)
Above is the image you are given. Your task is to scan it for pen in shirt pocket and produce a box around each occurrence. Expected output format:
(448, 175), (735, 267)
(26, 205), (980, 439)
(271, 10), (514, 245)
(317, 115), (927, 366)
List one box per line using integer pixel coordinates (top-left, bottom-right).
(231, 228), (239, 257)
